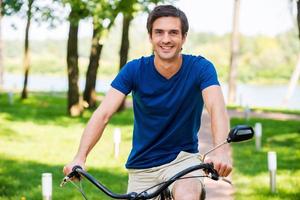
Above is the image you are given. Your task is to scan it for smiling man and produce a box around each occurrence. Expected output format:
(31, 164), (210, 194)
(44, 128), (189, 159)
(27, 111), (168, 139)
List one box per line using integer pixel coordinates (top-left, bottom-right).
(64, 5), (231, 200)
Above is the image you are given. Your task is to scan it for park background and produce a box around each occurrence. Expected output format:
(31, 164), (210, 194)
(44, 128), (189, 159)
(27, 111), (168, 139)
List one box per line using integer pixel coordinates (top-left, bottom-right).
(0, 0), (299, 199)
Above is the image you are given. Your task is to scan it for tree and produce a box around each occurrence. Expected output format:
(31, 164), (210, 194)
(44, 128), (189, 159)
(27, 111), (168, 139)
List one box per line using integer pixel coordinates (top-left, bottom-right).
(20, 0), (34, 99)
(118, 0), (137, 72)
(119, 13), (132, 74)
(65, 0), (89, 116)
(83, 0), (120, 108)
(83, 20), (104, 109)
(228, 0), (241, 105)
(2, 0), (63, 98)
(67, 9), (81, 116)
(282, 0), (300, 106)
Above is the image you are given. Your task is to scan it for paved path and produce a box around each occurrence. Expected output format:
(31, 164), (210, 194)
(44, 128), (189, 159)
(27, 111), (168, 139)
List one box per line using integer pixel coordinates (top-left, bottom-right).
(228, 109), (300, 121)
(198, 111), (233, 200)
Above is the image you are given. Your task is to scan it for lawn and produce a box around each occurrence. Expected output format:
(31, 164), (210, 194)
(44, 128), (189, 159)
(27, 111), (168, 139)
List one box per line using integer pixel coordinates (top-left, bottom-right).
(231, 118), (300, 200)
(0, 92), (133, 199)
(0, 92), (299, 199)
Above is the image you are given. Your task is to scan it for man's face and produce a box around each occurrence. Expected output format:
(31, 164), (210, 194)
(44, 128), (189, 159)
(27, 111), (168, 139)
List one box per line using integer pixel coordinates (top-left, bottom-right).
(149, 17), (186, 62)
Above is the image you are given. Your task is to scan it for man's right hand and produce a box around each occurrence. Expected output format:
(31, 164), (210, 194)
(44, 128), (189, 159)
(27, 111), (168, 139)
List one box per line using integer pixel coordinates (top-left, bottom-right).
(63, 159), (86, 177)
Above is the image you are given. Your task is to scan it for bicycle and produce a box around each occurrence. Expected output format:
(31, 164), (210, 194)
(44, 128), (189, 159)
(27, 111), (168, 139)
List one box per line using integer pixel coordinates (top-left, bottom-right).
(61, 125), (254, 200)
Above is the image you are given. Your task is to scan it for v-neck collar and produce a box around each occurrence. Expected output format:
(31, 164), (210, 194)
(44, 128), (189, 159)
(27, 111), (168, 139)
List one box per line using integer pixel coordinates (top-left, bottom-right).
(151, 55), (185, 81)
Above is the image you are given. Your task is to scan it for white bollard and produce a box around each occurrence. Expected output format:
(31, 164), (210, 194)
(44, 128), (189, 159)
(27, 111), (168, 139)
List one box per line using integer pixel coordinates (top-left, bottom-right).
(268, 152), (277, 193)
(244, 105), (250, 120)
(42, 173), (52, 200)
(113, 128), (122, 158)
(8, 91), (14, 105)
(255, 123), (262, 151)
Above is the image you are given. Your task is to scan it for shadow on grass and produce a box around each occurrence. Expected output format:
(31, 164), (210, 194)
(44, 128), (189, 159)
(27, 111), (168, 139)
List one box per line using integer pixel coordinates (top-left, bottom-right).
(0, 92), (134, 127)
(0, 155), (128, 200)
(231, 118), (300, 176)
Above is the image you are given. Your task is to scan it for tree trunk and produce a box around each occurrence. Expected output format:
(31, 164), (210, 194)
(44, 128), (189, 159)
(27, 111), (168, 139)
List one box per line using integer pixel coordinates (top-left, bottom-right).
(83, 12), (118, 109)
(228, 0), (241, 105)
(118, 14), (132, 111)
(282, 0), (300, 106)
(0, 0), (3, 90)
(119, 14), (132, 70)
(83, 22), (103, 109)
(67, 10), (82, 116)
(21, 0), (34, 99)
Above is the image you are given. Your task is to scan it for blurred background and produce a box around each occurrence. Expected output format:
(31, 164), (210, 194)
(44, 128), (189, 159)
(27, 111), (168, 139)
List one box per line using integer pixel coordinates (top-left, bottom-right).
(1, 0), (300, 111)
(0, 0), (299, 199)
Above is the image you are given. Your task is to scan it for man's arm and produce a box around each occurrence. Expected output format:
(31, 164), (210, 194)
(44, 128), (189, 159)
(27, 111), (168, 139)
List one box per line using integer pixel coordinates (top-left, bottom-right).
(63, 87), (126, 175)
(202, 85), (232, 177)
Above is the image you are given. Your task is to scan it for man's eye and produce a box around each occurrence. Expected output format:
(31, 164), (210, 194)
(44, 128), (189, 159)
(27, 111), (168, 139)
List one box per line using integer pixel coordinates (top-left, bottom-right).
(170, 31), (179, 35)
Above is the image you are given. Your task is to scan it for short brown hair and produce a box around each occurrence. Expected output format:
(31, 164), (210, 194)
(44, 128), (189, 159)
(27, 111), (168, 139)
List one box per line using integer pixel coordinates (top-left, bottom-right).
(147, 5), (189, 36)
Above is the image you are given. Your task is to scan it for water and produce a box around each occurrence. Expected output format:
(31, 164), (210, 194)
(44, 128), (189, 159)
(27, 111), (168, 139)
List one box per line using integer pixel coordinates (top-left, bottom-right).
(4, 74), (111, 93)
(3, 74), (300, 110)
(222, 84), (300, 110)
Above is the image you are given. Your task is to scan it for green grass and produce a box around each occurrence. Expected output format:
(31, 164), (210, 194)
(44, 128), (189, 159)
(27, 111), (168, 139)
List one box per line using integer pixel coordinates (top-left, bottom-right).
(1, 92), (299, 199)
(0, 92), (133, 199)
(231, 118), (300, 200)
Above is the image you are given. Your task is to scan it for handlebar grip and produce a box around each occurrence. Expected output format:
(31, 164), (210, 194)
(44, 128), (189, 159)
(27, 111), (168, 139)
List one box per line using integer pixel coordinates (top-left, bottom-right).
(66, 165), (82, 180)
(204, 162), (219, 180)
(60, 165), (83, 187)
(72, 165), (83, 172)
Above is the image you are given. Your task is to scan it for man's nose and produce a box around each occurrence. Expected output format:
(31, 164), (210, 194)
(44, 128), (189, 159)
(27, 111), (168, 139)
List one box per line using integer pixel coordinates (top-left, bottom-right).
(162, 33), (171, 43)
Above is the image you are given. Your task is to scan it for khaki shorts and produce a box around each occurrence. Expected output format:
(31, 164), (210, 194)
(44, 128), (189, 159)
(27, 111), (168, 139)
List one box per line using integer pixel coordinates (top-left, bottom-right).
(127, 151), (205, 200)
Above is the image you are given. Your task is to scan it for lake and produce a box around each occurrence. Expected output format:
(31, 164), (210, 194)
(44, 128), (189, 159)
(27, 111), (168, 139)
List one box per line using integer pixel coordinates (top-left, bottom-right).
(3, 74), (300, 110)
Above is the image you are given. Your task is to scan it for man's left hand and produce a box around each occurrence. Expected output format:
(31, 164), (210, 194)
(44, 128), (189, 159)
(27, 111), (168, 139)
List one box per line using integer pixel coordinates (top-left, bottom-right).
(204, 153), (232, 177)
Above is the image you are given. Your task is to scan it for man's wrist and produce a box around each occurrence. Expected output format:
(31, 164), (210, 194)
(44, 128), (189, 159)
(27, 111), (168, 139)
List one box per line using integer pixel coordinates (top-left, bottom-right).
(213, 145), (230, 155)
(73, 154), (87, 163)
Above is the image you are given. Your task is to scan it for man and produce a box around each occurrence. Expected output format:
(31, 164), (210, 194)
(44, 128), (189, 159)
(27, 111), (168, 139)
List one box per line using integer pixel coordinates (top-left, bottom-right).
(64, 5), (231, 200)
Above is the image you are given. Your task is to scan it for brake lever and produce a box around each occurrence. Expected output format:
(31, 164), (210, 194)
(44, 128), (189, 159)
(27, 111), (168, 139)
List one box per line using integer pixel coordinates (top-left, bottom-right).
(203, 162), (219, 181)
(221, 177), (232, 185)
(60, 176), (70, 187)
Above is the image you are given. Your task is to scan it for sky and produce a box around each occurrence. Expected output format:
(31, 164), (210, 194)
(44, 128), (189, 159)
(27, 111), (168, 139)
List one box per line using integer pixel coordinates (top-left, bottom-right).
(2, 0), (297, 40)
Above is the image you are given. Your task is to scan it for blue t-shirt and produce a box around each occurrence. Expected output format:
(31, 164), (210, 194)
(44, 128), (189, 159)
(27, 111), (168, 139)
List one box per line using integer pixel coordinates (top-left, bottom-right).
(111, 54), (219, 169)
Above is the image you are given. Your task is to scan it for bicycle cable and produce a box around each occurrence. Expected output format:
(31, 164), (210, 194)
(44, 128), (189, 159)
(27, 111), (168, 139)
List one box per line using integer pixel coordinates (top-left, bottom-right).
(69, 180), (89, 200)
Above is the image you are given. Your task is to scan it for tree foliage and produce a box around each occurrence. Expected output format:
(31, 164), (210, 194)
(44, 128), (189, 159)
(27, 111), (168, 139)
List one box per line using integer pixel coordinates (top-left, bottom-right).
(1, 0), (22, 16)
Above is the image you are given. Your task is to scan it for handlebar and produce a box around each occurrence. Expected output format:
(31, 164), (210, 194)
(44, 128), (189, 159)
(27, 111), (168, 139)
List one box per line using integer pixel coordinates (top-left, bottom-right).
(72, 166), (137, 199)
(61, 125), (254, 199)
(62, 163), (219, 200)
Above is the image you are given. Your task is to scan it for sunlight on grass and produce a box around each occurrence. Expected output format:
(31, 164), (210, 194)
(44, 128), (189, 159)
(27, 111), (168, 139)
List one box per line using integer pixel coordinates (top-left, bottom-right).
(231, 118), (300, 200)
(1, 93), (299, 199)
(0, 93), (132, 199)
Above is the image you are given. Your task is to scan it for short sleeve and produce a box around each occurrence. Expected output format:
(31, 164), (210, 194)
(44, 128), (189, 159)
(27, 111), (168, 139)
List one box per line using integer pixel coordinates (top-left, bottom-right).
(197, 59), (220, 91)
(111, 61), (136, 95)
